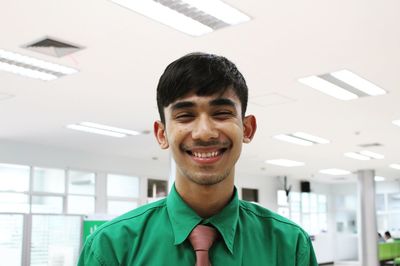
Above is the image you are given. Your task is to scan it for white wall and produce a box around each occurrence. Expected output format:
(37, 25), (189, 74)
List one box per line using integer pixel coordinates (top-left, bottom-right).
(235, 173), (279, 210)
(0, 139), (169, 179)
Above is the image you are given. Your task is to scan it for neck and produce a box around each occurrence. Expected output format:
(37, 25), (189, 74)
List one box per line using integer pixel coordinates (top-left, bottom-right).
(175, 176), (234, 218)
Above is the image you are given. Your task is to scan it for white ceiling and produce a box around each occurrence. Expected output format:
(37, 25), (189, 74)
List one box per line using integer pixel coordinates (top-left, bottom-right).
(1, 0), (400, 184)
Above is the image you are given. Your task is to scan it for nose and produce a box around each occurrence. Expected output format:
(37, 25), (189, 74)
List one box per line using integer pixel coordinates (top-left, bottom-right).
(191, 114), (219, 141)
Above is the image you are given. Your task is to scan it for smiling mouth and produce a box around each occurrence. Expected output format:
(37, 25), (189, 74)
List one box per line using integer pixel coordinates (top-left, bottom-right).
(186, 148), (227, 159)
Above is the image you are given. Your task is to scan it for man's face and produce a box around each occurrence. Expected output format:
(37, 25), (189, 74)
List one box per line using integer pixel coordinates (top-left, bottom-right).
(154, 88), (256, 186)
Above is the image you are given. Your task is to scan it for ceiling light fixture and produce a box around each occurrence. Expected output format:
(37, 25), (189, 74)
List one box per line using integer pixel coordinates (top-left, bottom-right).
(273, 134), (313, 146)
(274, 132), (329, 146)
(344, 150), (384, 160)
(319, 168), (351, 175)
(292, 132), (330, 144)
(66, 124), (126, 138)
(0, 163), (30, 170)
(344, 152), (370, 161)
(265, 159), (305, 167)
(299, 69), (386, 100)
(331, 70), (386, 96)
(392, 120), (400, 127)
(374, 176), (385, 182)
(80, 122), (141, 136)
(389, 164), (400, 170)
(0, 49), (78, 81)
(359, 150), (384, 159)
(298, 76), (358, 100)
(110, 0), (250, 36)
(66, 122), (142, 138)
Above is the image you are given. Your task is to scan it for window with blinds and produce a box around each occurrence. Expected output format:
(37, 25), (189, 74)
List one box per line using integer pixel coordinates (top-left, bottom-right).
(0, 162), (146, 265)
(30, 215), (81, 266)
(0, 214), (23, 266)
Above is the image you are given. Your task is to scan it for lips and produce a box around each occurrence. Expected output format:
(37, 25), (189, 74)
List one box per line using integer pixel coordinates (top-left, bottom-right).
(182, 146), (228, 164)
(180, 139), (231, 163)
(191, 150), (221, 158)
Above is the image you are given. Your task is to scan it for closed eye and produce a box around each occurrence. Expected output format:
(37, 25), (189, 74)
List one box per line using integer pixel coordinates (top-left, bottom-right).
(213, 111), (235, 119)
(175, 113), (195, 122)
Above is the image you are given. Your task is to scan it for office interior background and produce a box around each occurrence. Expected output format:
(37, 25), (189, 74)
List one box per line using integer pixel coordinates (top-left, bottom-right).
(1, 0), (400, 265)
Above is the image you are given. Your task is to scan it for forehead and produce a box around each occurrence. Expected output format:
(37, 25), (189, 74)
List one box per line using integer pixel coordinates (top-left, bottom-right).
(167, 89), (241, 109)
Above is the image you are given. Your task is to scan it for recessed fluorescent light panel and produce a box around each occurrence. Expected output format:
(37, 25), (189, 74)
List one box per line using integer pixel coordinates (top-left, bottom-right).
(0, 49), (78, 81)
(359, 150), (384, 159)
(292, 132), (330, 144)
(319, 168), (351, 175)
(274, 132), (329, 146)
(67, 124), (126, 138)
(67, 122), (141, 138)
(299, 69), (386, 100)
(80, 122), (141, 135)
(389, 164), (400, 170)
(374, 176), (385, 182)
(273, 134), (312, 146)
(265, 159), (305, 167)
(344, 150), (384, 160)
(344, 152), (370, 161)
(110, 0), (250, 36)
(392, 120), (400, 127)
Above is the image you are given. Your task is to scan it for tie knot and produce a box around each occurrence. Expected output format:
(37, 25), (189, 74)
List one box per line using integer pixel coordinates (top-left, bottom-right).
(188, 225), (218, 251)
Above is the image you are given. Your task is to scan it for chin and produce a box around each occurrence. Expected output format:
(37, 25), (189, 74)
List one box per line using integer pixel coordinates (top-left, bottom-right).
(185, 170), (231, 186)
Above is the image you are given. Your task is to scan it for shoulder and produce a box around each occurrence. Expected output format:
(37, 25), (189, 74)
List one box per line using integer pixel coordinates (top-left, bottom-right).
(79, 199), (167, 265)
(239, 200), (310, 242)
(239, 200), (317, 265)
(91, 198), (167, 240)
(239, 200), (302, 230)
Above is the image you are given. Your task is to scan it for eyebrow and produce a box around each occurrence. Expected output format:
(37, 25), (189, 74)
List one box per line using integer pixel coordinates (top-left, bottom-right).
(170, 97), (236, 112)
(170, 101), (195, 112)
(210, 98), (236, 108)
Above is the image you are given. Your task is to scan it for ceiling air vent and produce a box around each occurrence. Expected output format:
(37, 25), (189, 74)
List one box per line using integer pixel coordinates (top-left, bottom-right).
(154, 0), (229, 30)
(358, 142), (383, 148)
(24, 37), (83, 57)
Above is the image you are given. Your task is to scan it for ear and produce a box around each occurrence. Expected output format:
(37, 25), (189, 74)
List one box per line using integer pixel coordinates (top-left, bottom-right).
(154, 121), (169, 149)
(242, 115), (257, 143)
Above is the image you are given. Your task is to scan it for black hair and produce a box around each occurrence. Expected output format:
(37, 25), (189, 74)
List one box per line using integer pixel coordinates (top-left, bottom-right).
(156, 52), (248, 124)
(385, 231), (392, 238)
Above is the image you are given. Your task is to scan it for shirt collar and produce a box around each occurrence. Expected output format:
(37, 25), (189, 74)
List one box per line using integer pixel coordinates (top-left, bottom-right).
(166, 184), (239, 254)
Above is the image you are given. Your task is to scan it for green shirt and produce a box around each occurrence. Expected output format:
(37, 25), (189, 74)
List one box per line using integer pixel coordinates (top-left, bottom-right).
(78, 186), (318, 265)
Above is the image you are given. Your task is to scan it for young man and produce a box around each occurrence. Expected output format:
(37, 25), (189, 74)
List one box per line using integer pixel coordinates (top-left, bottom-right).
(78, 53), (318, 265)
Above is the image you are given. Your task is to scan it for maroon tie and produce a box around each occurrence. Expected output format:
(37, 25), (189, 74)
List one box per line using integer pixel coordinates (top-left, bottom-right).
(188, 225), (218, 266)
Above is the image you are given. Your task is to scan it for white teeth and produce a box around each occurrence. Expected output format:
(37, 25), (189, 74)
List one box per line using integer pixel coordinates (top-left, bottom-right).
(192, 151), (220, 158)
